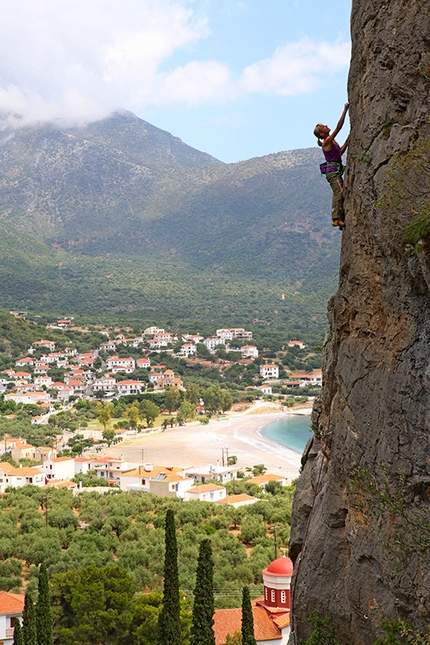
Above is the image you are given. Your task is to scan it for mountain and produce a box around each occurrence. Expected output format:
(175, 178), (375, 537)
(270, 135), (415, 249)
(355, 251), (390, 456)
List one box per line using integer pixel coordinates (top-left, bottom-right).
(0, 111), (340, 327)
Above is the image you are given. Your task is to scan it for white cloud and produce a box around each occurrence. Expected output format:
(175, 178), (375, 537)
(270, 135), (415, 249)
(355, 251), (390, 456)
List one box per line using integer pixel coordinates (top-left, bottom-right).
(240, 38), (351, 96)
(0, 1), (350, 125)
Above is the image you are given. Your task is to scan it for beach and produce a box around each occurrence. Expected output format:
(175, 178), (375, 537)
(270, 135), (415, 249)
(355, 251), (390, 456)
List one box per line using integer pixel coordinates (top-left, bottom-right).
(109, 402), (311, 483)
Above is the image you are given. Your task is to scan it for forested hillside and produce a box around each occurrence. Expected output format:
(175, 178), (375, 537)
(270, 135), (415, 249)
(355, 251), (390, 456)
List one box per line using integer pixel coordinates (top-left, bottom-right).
(0, 111), (340, 328)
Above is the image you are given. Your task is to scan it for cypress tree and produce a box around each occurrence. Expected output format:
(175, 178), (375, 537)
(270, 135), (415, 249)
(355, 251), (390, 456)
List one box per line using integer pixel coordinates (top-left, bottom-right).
(241, 586), (257, 645)
(190, 539), (215, 645)
(157, 509), (181, 645)
(35, 564), (53, 645)
(22, 592), (37, 645)
(13, 618), (23, 645)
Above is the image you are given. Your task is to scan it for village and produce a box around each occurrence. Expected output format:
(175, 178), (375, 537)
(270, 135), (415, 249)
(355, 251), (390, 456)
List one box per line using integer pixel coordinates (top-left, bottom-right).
(0, 317), (317, 500)
(1, 317), (321, 413)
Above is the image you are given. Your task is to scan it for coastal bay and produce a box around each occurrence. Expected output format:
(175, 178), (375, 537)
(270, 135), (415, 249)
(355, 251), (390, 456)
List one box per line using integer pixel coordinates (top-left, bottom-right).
(109, 402), (312, 483)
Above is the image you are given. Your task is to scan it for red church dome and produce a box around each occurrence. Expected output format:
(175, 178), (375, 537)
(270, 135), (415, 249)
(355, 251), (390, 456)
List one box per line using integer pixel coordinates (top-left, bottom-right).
(263, 555), (294, 577)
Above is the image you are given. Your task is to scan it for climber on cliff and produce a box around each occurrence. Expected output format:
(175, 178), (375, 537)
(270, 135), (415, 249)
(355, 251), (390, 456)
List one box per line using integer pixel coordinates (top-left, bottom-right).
(314, 102), (350, 230)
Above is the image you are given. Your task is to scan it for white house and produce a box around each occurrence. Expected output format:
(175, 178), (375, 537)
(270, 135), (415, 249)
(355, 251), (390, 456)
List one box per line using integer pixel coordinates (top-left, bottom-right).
(106, 356), (136, 373)
(43, 457), (75, 481)
(287, 340), (306, 349)
(184, 483), (227, 502)
(94, 457), (140, 484)
(255, 384), (273, 396)
(241, 345), (259, 358)
(119, 464), (192, 498)
(92, 376), (117, 392)
(116, 380), (143, 396)
(260, 364), (279, 379)
(0, 463), (44, 492)
(181, 334), (203, 344)
(3, 391), (50, 405)
(184, 465), (239, 484)
(74, 457), (93, 475)
(0, 592), (25, 645)
(216, 328), (252, 340)
(136, 357), (151, 369)
(204, 337), (225, 352)
(33, 340), (56, 352)
(178, 344), (197, 357)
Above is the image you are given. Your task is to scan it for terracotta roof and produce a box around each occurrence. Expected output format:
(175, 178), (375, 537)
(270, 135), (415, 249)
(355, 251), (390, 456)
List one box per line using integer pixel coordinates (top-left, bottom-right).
(0, 463), (16, 474)
(273, 613), (290, 629)
(186, 483), (225, 494)
(248, 474), (285, 484)
(0, 591), (25, 615)
(216, 494), (257, 505)
(213, 606), (282, 644)
(43, 480), (77, 489)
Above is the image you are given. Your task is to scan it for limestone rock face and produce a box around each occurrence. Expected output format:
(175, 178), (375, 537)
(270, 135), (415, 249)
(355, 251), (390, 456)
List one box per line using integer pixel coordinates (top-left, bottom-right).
(289, 1), (430, 643)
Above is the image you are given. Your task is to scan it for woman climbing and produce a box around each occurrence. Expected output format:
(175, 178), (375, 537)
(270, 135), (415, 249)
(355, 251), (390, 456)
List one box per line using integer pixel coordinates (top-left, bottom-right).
(314, 102), (350, 230)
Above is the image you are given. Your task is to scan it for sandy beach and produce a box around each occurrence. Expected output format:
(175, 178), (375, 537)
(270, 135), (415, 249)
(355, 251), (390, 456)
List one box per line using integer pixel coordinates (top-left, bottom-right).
(108, 402), (312, 483)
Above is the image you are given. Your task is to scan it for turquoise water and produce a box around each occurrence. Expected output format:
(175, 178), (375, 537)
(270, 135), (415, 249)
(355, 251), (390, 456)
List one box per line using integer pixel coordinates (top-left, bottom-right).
(261, 415), (312, 454)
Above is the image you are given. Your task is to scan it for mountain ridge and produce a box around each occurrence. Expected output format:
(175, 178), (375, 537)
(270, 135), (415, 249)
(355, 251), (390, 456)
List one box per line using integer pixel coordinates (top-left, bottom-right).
(0, 110), (339, 326)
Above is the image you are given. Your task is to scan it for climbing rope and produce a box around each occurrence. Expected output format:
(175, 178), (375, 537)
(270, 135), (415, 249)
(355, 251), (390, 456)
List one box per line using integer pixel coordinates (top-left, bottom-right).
(289, 339), (338, 644)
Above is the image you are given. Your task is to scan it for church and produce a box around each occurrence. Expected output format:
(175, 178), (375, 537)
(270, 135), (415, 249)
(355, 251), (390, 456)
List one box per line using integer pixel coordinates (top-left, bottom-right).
(213, 553), (293, 645)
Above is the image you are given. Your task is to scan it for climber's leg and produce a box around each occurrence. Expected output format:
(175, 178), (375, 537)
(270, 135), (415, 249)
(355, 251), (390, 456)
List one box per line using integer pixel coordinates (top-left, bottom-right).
(327, 174), (344, 226)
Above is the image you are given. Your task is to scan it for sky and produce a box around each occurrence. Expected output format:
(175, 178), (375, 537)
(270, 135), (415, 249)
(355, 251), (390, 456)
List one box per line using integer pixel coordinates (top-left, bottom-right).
(0, 0), (352, 163)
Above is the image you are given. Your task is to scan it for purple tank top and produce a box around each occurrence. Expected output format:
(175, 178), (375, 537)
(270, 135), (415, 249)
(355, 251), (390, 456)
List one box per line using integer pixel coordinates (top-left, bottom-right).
(323, 142), (342, 163)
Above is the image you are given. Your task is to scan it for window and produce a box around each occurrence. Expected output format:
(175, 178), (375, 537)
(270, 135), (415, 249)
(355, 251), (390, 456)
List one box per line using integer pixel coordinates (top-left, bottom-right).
(265, 588), (268, 600)
(281, 590), (286, 604)
(271, 590), (275, 602)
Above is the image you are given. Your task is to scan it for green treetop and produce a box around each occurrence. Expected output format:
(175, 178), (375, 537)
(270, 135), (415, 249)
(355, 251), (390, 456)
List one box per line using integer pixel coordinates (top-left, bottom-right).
(36, 563), (53, 645)
(13, 618), (23, 645)
(190, 538), (215, 645)
(22, 591), (37, 645)
(157, 509), (181, 645)
(241, 586), (257, 645)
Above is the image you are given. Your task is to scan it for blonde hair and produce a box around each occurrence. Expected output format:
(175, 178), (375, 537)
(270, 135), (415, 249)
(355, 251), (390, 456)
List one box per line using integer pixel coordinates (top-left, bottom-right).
(313, 124), (323, 146)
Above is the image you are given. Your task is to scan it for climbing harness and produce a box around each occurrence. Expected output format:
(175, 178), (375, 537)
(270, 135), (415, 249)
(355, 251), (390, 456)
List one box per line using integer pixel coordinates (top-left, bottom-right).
(289, 340), (338, 644)
(319, 160), (343, 175)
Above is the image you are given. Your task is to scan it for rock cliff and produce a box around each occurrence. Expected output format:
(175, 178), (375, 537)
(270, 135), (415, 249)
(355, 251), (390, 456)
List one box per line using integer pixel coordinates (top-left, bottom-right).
(289, 0), (430, 643)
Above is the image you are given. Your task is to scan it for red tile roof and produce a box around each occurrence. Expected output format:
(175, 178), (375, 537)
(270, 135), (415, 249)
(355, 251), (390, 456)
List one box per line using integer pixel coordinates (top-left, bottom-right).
(0, 591), (25, 615)
(213, 606), (282, 644)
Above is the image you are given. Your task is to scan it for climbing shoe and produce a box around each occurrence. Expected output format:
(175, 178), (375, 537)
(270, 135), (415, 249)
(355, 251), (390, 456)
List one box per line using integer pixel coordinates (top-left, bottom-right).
(332, 219), (345, 230)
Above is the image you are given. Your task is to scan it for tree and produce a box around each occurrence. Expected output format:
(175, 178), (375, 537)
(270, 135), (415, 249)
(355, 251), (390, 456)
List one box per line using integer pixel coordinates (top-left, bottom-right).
(102, 428), (115, 446)
(13, 619), (23, 645)
(157, 510), (181, 645)
(185, 383), (200, 406)
(241, 587), (256, 645)
(23, 592), (37, 645)
(165, 386), (181, 414)
(202, 386), (232, 415)
(177, 401), (196, 424)
(124, 405), (140, 431)
(36, 563), (53, 645)
(190, 539), (215, 645)
(139, 400), (159, 428)
(96, 401), (114, 431)
(131, 591), (192, 645)
(50, 565), (136, 645)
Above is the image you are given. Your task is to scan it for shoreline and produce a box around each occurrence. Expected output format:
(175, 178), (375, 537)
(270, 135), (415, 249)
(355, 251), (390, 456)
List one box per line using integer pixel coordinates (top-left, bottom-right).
(108, 402), (312, 483)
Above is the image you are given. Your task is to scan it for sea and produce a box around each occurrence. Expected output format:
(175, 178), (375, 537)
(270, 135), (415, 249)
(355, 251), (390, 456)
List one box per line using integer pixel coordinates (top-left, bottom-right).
(260, 415), (312, 454)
